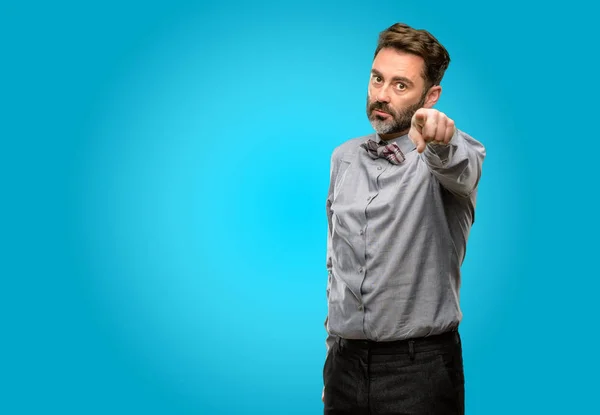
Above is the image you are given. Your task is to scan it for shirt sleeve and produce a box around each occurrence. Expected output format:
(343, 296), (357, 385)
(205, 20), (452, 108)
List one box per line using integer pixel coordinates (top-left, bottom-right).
(419, 129), (486, 198)
(324, 314), (337, 354)
(326, 154), (336, 272)
(325, 151), (339, 354)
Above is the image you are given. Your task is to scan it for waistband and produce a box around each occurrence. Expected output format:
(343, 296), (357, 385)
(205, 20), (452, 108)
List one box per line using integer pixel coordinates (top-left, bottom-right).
(338, 329), (460, 355)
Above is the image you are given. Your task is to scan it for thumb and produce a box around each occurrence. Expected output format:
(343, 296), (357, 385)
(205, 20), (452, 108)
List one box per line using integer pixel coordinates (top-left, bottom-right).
(413, 110), (427, 127)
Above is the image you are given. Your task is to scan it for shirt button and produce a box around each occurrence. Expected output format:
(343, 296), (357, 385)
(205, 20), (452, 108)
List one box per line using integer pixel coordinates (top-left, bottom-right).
(358, 304), (364, 311)
(377, 166), (382, 170)
(359, 268), (363, 273)
(359, 229), (364, 235)
(367, 196), (371, 201)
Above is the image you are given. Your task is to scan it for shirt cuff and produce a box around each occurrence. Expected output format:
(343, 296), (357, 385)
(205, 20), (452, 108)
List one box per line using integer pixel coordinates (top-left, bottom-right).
(422, 128), (458, 166)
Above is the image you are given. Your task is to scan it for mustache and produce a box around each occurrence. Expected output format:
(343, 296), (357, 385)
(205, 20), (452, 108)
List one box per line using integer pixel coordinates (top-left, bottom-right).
(369, 101), (395, 116)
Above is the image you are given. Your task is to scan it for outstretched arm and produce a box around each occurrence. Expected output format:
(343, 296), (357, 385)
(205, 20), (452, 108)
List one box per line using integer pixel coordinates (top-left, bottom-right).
(409, 108), (486, 198)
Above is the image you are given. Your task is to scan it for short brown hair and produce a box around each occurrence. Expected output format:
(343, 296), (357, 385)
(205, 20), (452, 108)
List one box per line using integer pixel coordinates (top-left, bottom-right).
(374, 23), (450, 90)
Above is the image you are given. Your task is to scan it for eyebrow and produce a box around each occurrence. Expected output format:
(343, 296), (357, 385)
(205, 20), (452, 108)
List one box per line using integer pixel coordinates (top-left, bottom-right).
(371, 69), (415, 87)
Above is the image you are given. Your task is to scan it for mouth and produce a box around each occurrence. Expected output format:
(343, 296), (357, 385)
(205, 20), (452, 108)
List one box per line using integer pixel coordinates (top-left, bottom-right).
(372, 109), (391, 117)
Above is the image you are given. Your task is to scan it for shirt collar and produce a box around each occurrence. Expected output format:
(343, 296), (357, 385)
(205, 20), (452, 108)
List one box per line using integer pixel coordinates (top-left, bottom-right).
(375, 132), (416, 156)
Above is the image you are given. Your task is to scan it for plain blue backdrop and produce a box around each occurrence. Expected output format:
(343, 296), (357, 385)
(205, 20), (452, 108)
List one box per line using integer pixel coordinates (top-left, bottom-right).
(2, 0), (598, 413)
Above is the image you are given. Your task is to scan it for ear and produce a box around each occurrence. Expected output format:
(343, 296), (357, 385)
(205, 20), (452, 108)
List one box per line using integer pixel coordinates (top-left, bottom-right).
(422, 85), (442, 108)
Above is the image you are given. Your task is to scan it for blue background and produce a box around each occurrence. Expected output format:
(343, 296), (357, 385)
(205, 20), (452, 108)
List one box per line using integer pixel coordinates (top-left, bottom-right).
(2, 0), (597, 413)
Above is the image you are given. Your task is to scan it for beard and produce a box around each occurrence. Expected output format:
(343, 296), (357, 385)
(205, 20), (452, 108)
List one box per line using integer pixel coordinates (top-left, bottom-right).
(366, 94), (426, 136)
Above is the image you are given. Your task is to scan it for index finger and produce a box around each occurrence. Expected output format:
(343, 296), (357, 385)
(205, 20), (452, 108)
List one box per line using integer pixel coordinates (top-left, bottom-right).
(409, 130), (426, 154)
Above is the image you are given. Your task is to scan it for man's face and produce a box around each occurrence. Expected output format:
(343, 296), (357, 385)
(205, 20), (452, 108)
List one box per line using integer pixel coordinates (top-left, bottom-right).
(366, 48), (430, 137)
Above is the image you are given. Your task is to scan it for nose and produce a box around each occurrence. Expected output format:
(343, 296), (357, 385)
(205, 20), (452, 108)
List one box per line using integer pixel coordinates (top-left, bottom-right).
(375, 85), (391, 103)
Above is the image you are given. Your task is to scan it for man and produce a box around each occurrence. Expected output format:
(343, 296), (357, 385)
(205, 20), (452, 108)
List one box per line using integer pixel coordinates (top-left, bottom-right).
(322, 23), (486, 414)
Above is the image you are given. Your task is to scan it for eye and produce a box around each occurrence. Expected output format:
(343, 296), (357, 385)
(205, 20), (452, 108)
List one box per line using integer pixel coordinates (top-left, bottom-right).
(396, 82), (407, 91)
(372, 75), (383, 84)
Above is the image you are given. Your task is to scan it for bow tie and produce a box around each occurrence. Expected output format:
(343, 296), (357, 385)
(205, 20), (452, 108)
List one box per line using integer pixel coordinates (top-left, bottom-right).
(361, 139), (406, 165)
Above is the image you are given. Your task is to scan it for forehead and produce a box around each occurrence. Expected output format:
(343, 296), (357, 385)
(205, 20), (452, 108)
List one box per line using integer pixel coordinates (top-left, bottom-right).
(372, 48), (425, 83)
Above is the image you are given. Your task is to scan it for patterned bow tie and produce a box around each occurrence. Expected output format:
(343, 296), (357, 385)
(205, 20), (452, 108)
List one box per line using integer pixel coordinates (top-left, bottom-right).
(361, 139), (405, 165)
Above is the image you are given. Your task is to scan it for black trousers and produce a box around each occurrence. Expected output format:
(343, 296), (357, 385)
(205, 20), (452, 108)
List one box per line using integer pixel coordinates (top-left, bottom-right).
(323, 330), (464, 415)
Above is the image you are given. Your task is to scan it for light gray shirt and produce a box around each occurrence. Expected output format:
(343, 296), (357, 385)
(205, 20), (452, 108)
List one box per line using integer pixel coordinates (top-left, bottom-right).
(325, 129), (486, 353)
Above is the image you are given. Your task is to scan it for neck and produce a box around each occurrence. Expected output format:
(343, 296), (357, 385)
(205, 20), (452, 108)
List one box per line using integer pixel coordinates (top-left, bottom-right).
(378, 127), (409, 141)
